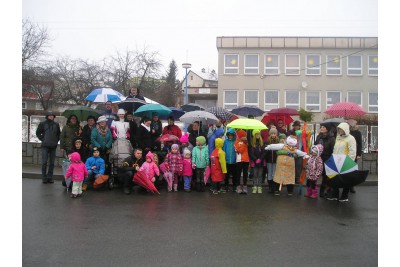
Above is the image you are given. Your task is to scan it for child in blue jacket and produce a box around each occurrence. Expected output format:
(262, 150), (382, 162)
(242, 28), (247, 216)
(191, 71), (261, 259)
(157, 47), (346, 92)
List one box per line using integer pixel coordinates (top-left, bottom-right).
(83, 147), (105, 190)
(222, 128), (237, 192)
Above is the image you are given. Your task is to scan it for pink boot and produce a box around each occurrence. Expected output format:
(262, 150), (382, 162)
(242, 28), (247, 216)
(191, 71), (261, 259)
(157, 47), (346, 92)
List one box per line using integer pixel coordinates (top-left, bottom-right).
(304, 187), (312, 197)
(310, 186), (318, 199)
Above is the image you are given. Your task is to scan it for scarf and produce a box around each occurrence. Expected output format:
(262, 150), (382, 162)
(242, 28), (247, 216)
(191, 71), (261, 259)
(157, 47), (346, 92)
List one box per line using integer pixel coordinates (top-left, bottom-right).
(96, 124), (108, 137)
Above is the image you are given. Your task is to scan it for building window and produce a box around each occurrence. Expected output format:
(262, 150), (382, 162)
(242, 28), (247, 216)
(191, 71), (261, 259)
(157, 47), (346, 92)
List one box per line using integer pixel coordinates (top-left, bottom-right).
(35, 102), (44, 110)
(326, 55), (342, 75)
(244, 54), (259, 74)
(244, 90), (259, 106)
(223, 90), (238, 110)
(347, 91), (362, 106)
(368, 55), (378, 76)
(306, 91), (321, 112)
(306, 55), (321, 75)
(224, 54), (239, 74)
(347, 55), (362, 76)
(264, 54), (279, 75)
(368, 92), (378, 113)
(326, 91), (341, 108)
(264, 90), (279, 111)
(285, 90), (300, 110)
(285, 54), (300, 75)
(22, 101), (27, 109)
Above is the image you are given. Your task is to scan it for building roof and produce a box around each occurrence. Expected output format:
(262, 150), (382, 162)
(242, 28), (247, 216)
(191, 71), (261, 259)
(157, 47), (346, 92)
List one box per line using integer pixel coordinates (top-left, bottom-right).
(190, 69), (218, 81)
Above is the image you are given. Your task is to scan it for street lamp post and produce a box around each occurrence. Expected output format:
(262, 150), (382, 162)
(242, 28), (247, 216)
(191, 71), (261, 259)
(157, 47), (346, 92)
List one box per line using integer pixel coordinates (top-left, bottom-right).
(182, 63), (191, 132)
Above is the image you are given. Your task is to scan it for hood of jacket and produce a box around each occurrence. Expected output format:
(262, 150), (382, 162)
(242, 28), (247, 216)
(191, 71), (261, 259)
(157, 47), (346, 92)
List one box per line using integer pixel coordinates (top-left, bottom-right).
(145, 151), (154, 161)
(311, 144), (323, 157)
(215, 138), (224, 149)
(226, 128), (237, 141)
(337, 122), (350, 136)
(213, 127), (225, 138)
(70, 152), (81, 163)
(236, 129), (246, 140)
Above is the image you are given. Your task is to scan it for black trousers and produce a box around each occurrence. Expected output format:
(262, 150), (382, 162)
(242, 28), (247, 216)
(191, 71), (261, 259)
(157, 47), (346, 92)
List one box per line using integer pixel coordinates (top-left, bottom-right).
(235, 162), (249, 186)
(226, 164), (237, 187)
(118, 171), (134, 189)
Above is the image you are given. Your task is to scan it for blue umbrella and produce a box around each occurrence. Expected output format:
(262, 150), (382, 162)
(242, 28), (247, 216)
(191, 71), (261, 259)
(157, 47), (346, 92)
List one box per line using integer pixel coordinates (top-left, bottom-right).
(231, 105), (264, 117)
(134, 103), (172, 117)
(85, 88), (126, 103)
(159, 107), (185, 120)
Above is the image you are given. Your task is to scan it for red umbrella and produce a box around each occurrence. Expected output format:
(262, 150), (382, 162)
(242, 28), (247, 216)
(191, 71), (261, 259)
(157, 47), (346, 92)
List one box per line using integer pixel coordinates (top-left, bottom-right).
(156, 134), (180, 143)
(261, 113), (294, 126)
(132, 170), (160, 194)
(324, 102), (367, 117)
(268, 107), (299, 116)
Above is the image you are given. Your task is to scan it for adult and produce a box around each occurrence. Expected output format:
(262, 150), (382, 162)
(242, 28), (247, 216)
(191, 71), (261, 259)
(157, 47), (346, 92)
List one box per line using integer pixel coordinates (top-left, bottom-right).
(90, 115), (113, 163)
(81, 115), (97, 154)
(188, 121), (207, 147)
(348, 119), (363, 194)
(136, 117), (153, 159)
(327, 122), (357, 202)
(276, 119), (288, 135)
(127, 86), (145, 101)
(60, 114), (82, 156)
(67, 137), (88, 163)
(289, 120), (303, 183)
(118, 148), (144, 194)
(315, 123), (336, 197)
(207, 117), (224, 139)
(36, 111), (61, 184)
(110, 109), (130, 139)
(150, 112), (163, 151)
(208, 127), (224, 157)
(102, 101), (117, 128)
(162, 116), (182, 139)
(125, 111), (138, 148)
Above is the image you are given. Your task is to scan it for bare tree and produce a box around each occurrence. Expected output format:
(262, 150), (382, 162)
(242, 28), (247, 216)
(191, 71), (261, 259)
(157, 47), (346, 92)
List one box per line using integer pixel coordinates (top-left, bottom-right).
(22, 18), (51, 68)
(105, 50), (137, 96)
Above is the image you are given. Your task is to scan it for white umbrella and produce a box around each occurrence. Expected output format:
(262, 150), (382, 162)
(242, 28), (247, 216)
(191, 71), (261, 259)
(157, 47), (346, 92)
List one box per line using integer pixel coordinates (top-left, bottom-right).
(179, 110), (219, 125)
(85, 88), (126, 103)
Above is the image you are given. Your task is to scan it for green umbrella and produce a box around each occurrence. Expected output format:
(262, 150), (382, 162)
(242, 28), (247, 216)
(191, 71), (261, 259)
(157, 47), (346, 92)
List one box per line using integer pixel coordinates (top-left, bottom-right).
(62, 105), (100, 121)
(226, 118), (268, 130)
(134, 103), (172, 117)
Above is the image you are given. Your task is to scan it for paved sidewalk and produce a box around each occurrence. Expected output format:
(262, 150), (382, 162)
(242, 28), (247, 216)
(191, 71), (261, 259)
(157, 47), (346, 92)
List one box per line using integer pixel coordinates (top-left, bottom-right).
(22, 164), (378, 186)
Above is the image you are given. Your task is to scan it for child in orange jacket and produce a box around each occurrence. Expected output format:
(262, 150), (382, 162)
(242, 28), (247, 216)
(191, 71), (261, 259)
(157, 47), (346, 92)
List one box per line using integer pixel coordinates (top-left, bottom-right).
(234, 129), (250, 194)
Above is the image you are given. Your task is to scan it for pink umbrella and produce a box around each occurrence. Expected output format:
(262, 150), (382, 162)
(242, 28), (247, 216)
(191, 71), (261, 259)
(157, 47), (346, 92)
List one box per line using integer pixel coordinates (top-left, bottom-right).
(324, 102), (367, 117)
(204, 166), (211, 185)
(163, 171), (173, 189)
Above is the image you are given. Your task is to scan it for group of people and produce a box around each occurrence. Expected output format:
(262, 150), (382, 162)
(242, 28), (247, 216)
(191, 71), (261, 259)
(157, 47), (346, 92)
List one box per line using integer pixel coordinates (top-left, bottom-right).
(36, 86), (363, 201)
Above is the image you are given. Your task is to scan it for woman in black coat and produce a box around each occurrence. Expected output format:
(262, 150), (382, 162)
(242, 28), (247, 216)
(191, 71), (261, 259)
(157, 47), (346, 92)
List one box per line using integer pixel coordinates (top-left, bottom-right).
(136, 117), (153, 159)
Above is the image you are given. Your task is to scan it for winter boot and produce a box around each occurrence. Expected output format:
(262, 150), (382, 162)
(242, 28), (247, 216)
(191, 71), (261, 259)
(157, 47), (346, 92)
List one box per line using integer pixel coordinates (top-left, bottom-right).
(257, 186), (263, 194)
(267, 180), (274, 193)
(242, 185), (248, 194)
(252, 186), (257, 194)
(173, 184), (178, 192)
(319, 185), (326, 198)
(236, 185), (243, 194)
(310, 186), (318, 199)
(200, 183), (205, 192)
(195, 183), (201, 192)
(304, 187), (312, 198)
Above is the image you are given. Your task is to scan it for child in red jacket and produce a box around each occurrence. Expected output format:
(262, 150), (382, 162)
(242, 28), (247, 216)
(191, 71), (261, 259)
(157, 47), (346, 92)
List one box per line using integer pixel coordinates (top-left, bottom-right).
(210, 138), (227, 194)
(234, 129), (250, 194)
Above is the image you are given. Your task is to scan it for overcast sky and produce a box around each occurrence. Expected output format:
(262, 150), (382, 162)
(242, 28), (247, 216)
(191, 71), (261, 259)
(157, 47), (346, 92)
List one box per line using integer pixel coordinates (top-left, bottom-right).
(22, 0), (377, 78)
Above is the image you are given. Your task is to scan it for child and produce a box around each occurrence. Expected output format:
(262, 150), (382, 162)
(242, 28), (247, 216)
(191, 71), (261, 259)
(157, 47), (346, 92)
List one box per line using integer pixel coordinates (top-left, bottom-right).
(305, 144), (324, 199)
(191, 136), (209, 192)
(234, 129), (250, 194)
(265, 135), (307, 196)
(67, 137), (88, 163)
(65, 152), (88, 198)
(222, 128), (237, 192)
(265, 126), (279, 193)
(182, 148), (193, 192)
(180, 132), (193, 153)
(249, 129), (266, 194)
(139, 151), (160, 184)
(164, 143), (183, 192)
(83, 147), (105, 191)
(210, 137), (227, 194)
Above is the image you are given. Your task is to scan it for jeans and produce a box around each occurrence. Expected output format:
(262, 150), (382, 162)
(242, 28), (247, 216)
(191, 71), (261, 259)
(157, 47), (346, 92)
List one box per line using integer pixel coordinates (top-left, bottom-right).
(266, 163), (276, 181)
(183, 176), (192, 190)
(41, 147), (56, 179)
(84, 170), (99, 185)
(252, 167), (263, 186)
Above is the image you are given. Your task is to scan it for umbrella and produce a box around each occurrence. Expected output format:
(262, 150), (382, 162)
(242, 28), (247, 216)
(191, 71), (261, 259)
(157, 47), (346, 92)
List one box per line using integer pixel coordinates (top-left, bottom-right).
(204, 166), (210, 185)
(62, 158), (72, 191)
(159, 107), (186, 121)
(181, 103), (205, 112)
(62, 105), (101, 122)
(163, 171), (174, 190)
(320, 118), (346, 129)
(262, 107), (299, 126)
(326, 170), (369, 188)
(206, 107), (237, 122)
(85, 88), (126, 103)
(297, 157), (308, 195)
(231, 105), (264, 117)
(132, 170), (160, 194)
(134, 103), (172, 118)
(268, 107), (299, 116)
(324, 102), (367, 117)
(226, 118), (268, 130)
(324, 154), (359, 178)
(261, 113), (294, 126)
(118, 98), (147, 113)
(179, 110), (219, 125)
(156, 134), (180, 142)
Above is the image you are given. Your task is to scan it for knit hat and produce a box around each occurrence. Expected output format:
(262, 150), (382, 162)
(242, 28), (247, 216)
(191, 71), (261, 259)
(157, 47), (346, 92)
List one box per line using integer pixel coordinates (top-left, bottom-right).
(278, 133), (286, 140)
(180, 132), (189, 143)
(183, 148), (191, 156)
(171, 144), (179, 150)
(92, 147), (99, 153)
(97, 115), (107, 123)
(236, 130), (247, 139)
(293, 120), (301, 127)
(45, 111), (56, 119)
(252, 129), (260, 137)
(117, 109), (125, 115)
(74, 138), (82, 144)
(196, 136), (206, 145)
(269, 126), (278, 135)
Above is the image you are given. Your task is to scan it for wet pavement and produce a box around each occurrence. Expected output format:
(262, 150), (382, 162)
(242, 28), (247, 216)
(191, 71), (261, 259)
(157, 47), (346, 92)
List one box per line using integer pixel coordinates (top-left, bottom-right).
(23, 178), (378, 267)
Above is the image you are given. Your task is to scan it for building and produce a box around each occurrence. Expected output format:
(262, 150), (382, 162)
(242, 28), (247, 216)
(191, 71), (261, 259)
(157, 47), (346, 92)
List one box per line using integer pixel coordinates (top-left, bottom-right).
(181, 68), (218, 108)
(216, 36), (378, 122)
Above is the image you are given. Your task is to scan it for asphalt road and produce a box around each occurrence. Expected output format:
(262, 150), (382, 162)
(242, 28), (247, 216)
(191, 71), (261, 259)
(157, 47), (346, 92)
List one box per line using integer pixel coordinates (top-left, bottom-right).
(23, 178), (378, 267)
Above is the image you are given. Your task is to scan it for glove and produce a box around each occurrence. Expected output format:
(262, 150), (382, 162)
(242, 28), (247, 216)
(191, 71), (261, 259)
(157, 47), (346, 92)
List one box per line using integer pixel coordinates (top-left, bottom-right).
(304, 154), (310, 159)
(192, 163), (196, 169)
(256, 159), (261, 164)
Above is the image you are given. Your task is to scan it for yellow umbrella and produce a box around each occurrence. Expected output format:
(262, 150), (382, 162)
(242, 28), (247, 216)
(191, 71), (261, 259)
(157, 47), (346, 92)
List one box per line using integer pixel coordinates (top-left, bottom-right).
(226, 118), (268, 130)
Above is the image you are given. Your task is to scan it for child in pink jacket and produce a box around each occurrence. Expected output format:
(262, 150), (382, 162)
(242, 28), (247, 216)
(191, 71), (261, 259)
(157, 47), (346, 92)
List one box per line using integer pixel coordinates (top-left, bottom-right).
(139, 151), (160, 183)
(182, 148), (193, 192)
(66, 152), (88, 198)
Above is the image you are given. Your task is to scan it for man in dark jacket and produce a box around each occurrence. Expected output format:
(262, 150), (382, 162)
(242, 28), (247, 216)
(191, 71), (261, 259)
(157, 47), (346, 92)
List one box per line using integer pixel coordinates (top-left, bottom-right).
(36, 111), (61, 184)
(102, 101), (117, 128)
(118, 148), (144, 194)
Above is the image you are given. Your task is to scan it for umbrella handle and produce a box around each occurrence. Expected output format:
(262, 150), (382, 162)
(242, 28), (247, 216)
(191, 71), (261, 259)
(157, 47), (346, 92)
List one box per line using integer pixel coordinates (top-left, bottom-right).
(279, 180), (283, 191)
